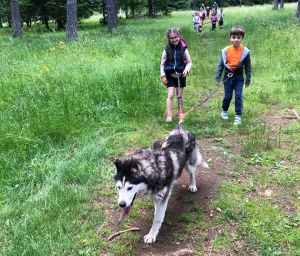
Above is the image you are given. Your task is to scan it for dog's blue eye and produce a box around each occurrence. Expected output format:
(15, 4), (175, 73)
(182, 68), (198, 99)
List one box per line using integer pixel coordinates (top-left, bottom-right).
(128, 186), (133, 191)
(117, 186), (121, 190)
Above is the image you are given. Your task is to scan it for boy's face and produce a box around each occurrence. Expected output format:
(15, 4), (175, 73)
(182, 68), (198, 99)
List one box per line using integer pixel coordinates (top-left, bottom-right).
(169, 33), (180, 46)
(230, 34), (244, 48)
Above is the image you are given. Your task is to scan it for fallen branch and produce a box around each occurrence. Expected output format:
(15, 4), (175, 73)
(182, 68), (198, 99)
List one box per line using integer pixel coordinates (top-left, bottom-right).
(268, 116), (296, 119)
(282, 115), (298, 119)
(268, 116), (284, 119)
(97, 223), (105, 235)
(291, 109), (300, 119)
(107, 227), (140, 241)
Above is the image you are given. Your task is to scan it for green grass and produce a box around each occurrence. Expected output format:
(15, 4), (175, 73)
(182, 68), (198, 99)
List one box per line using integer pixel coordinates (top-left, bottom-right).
(1, 3), (300, 255)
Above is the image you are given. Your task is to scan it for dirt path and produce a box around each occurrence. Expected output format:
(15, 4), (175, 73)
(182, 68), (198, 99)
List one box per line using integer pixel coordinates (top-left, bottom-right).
(98, 113), (297, 255)
(103, 137), (240, 256)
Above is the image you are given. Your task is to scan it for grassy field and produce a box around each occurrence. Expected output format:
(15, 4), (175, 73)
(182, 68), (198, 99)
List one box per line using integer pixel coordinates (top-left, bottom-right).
(1, 4), (300, 255)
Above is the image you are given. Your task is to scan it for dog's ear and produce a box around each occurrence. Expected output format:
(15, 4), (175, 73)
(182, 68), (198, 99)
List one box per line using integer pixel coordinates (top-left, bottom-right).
(131, 163), (142, 174)
(114, 159), (122, 172)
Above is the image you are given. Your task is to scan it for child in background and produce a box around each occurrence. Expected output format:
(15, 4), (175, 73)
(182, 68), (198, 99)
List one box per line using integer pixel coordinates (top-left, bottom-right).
(210, 11), (218, 32)
(215, 26), (251, 125)
(212, 1), (218, 13)
(199, 7), (206, 35)
(206, 6), (210, 18)
(160, 28), (192, 122)
(193, 12), (200, 33)
(218, 8), (224, 28)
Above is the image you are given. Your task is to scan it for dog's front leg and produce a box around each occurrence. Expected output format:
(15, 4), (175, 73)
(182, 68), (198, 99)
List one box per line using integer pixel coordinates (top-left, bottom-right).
(144, 199), (168, 243)
(144, 190), (170, 243)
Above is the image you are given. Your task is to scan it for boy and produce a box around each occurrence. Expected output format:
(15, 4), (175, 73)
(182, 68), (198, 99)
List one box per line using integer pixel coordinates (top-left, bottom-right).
(215, 25), (251, 125)
(218, 8), (224, 28)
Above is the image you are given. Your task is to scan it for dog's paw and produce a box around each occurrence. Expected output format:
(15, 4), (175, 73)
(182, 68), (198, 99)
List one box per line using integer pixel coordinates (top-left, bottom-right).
(188, 185), (197, 192)
(144, 233), (156, 243)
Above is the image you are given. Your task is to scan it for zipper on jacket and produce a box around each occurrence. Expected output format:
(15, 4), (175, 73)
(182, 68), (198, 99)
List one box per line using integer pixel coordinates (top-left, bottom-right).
(173, 47), (177, 70)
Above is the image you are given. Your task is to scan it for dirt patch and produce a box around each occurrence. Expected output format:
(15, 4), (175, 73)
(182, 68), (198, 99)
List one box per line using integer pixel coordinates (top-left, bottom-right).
(99, 137), (240, 256)
(98, 114), (297, 255)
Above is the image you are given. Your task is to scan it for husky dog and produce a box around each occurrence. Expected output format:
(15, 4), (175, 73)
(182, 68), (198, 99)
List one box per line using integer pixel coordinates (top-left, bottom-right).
(114, 126), (208, 243)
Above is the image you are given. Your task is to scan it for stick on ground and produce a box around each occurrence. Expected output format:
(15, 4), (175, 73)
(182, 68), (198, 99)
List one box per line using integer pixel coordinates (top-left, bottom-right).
(282, 116), (298, 119)
(107, 227), (140, 241)
(291, 109), (300, 119)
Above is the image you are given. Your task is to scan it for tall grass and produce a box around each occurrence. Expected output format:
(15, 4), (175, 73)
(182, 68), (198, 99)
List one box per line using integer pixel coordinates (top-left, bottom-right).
(0, 4), (300, 255)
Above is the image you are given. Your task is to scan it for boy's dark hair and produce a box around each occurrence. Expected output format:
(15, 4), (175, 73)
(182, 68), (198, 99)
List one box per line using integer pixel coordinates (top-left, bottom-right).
(230, 25), (245, 38)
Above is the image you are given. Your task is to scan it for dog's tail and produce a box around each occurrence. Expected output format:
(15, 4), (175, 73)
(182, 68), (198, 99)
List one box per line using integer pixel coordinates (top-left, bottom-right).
(196, 148), (209, 168)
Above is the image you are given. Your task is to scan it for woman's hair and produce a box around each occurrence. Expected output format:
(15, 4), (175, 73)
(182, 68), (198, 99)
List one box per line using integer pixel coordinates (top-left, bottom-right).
(166, 28), (185, 65)
(230, 25), (245, 38)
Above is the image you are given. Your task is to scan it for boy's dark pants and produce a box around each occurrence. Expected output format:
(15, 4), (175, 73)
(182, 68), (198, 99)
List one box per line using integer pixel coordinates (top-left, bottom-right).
(222, 75), (244, 116)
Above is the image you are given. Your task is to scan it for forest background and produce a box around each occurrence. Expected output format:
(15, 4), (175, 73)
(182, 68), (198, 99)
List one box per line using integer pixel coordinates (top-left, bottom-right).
(1, 0), (299, 32)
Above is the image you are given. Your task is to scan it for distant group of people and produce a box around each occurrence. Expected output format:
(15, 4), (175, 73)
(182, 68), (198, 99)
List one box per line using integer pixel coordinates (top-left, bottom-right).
(193, 2), (224, 34)
(192, 7), (206, 35)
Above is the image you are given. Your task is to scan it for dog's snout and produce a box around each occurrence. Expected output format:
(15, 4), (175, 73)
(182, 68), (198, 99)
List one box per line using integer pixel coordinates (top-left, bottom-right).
(119, 201), (126, 208)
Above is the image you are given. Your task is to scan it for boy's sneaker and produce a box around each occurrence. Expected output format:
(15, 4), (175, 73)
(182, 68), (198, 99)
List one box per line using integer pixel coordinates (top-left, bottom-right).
(221, 110), (229, 119)
(233, 115), (242, 125)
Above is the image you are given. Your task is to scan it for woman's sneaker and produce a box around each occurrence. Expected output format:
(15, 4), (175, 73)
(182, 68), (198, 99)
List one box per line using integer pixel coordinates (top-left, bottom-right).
(221, 110), (229, 119)
(233, 115), (241, 125)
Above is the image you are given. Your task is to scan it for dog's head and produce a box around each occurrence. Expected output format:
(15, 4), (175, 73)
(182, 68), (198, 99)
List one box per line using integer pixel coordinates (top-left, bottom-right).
(114, 159), (148, 214)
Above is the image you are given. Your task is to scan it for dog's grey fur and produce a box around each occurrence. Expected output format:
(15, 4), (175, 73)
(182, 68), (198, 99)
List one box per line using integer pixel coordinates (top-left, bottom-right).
(114, 127), (208, 243)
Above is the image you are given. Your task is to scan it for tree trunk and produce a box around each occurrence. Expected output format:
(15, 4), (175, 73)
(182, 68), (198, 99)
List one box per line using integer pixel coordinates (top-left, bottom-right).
(106, 0), (118, 32)
(101, 0), (107, 25)
(66, 0), (77, 41)
(148, 0), (153, 17)
(295, 0), (300, 19)
(125, 3), (128, 19)
(280, 0), (284, 9)
(56, 18), (64, 30)
(273, 0), (279, 9)
(114, 0), (119, 21)
(44, 17), (50, 30)
(55, 3), (64, 30)
(10, 0), (22, 37)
